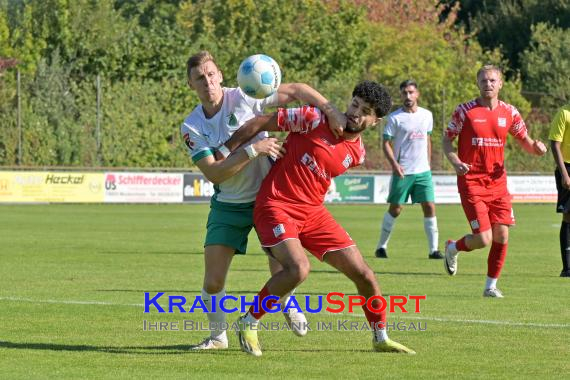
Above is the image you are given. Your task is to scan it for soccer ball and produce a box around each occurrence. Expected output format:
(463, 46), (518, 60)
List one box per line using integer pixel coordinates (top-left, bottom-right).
(237, 54), (281, 99)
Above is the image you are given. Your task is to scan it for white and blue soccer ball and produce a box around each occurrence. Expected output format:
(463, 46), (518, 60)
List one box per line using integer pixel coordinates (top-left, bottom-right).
(237, 54), (281, 99)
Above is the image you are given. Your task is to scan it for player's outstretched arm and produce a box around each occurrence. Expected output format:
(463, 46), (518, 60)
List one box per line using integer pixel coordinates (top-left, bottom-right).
(443, 134), (471, 176)
(195, 135), (281, 184)
(278, 83), (346, 138)
(516, 135), (547, 156)
(223, 113), (279, 154)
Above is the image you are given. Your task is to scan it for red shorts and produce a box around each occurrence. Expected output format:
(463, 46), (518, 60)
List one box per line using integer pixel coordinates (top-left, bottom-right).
(253, 201), (355, 261)
(458, 177), (514, 233)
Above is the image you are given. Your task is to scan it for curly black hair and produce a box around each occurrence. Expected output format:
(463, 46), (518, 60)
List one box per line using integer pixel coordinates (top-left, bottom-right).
(352, 80), (392, 118)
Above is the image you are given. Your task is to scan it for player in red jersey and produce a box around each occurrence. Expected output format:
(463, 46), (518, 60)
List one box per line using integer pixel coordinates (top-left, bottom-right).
(222, 81), (415, 356)
(442, 65), (547, 297)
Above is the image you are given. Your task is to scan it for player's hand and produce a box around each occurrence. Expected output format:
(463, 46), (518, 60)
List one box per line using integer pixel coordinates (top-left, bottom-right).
(453, 162), (471, 176)
(327, 109), (347, 139)
(253, 137), (284, 159)
(393, 164), (405, 178)
(533, 140), (547, 156)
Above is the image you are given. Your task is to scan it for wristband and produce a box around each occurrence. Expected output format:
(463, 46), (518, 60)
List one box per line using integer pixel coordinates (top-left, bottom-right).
(244, 144), (258, 160)
(217, 144), (231, 158)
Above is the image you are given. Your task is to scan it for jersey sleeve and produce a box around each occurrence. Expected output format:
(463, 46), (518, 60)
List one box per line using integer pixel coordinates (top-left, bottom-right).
(180, 122), (214, 164)
(383, 115), (395, 140)
(276, 105), (326, 134)
(548, 108), (568, 142)
(427, 110), (434, 135)
(446, 105), (465, 140)
(239, 88), (279, 116)
(508, 105), (528, 140)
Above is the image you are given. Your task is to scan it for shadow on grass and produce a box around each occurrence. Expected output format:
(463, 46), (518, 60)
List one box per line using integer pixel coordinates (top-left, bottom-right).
(0, 341), (360, 355)
(0, 341), (245, 355)
(97, 251), (203, 255)
(97, 251), (267, 256)
(232, 268), (474, 276)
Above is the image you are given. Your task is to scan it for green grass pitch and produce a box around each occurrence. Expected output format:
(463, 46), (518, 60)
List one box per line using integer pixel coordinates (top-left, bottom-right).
(0, 203), (568, 379)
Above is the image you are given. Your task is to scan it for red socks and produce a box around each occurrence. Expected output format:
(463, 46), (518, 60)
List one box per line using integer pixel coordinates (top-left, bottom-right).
(248, 285), (278, 320)
(487, 241), (508, 279)
(456, 237), (472, 252)
(362, 298), (387, 329)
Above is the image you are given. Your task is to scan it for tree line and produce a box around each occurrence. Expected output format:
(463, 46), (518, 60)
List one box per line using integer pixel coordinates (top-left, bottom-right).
(0, 0), (567, 172)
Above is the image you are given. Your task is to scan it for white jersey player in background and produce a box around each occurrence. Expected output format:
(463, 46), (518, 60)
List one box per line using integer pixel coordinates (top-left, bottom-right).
(375, 79), (442, 260)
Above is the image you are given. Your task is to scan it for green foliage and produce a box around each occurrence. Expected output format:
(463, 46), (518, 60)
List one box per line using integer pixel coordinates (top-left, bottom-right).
(0, 0), (549, 171)
(441, 0), (570, 74)
(94, 79), (188, 168)
(520, 23), (570, 111)
(0, 9), (13, 57)
(20, 51), (80, 165)
(177, 0), (369, 87)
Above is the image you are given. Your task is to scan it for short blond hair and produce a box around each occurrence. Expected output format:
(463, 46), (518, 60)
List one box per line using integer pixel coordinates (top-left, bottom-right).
(186, 50), (219, 80)
(477, 64), (502, 80)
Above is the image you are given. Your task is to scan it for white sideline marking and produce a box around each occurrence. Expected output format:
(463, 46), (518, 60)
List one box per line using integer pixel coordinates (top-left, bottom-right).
(0, 296), (144, 307)
(1, 296), (568, 329)
(346, 312), (570, 329)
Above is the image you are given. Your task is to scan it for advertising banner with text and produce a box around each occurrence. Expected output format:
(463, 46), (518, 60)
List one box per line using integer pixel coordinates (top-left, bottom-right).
(103, 172), (183, 203)
(325, 175), (375, 203)
(0, 171), (104, 203)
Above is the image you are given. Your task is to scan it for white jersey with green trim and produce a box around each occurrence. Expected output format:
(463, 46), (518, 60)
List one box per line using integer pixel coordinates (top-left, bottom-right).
(383, 106), (433, 175)
(180, 87), (278, 203)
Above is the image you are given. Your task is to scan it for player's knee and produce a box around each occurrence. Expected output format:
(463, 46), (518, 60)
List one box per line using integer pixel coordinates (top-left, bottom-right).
(203, 276), (225, 294)
(388, 205), (401, 217)
(476, 232), (493, 248)
(288, 260), (310, 283)
(422, 202), (436, 217)
(355, 267), (377, 289)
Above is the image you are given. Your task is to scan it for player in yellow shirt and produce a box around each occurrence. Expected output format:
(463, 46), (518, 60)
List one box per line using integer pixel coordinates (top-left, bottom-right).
(548, 104), (570, 277)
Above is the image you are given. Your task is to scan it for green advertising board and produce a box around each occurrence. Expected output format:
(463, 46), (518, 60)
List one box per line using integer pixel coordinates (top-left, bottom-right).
(325, 175), (375, 203)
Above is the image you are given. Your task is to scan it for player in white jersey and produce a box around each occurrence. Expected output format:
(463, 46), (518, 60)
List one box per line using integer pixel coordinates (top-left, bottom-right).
(180, 51), (345, 350)
(375, 80), (442, 259)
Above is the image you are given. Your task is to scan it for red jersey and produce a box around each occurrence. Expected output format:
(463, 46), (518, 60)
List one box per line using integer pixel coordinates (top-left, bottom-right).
(445, 99), (527, 180)
(256, 105), (365, 206)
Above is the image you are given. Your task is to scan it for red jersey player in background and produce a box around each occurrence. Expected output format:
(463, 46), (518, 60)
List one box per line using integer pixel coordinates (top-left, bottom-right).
(222, 80), (415, 356)
(442, 65), (547, 297)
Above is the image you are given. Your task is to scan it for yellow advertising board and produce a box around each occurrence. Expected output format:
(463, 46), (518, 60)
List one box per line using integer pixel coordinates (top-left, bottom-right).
(0, 171), (105, 203)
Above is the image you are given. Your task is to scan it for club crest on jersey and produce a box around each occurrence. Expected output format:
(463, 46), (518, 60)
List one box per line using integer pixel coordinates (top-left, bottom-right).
(497, 117), (506, 127)
(273, 224), (286, 237)
(470, 219), (480, 230)
(183, 133), (194, 151)
(342, 154), (353, 169)
(228, 113), (238, 127)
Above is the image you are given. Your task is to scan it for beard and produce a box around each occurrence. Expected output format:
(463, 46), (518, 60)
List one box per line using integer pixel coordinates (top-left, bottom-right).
(345, 121), (366, 134)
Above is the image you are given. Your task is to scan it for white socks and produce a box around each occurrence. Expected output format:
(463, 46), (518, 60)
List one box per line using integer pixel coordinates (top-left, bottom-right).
(424, 216), (439, 253)
(377, 213), (439, 254)
(485, 276), (498, 290)
(377, 212), (396, 249)
(202, 288), (228, 342)
(242, 311), (259, 325)
(374, 328), (389, 342)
